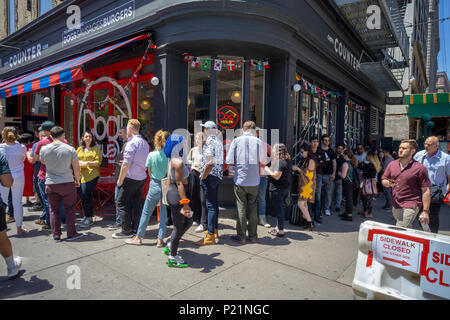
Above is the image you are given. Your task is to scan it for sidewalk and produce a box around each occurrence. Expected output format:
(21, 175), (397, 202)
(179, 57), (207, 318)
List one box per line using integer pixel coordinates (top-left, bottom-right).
(1, 197), (449, 300)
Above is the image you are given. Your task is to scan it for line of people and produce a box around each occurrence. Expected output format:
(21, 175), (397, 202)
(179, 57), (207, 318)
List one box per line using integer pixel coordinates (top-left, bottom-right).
(1, 118), (448, 273)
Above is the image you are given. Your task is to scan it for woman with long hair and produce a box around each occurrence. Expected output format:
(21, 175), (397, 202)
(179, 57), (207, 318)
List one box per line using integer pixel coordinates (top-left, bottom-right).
(0, 127), (27, 235)
(76, 131), (102, 228)
(292, 143), (316, 231)
(264, 143), (291, 236)
(126, 130), (171, 247)
(358, 151), (379, 218)
(162, 134), (192, 267)
(338, 150), (355, 221)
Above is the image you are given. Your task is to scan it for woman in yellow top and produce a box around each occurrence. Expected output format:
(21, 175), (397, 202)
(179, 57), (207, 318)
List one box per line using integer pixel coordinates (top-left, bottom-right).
(76, 131), (102, 228)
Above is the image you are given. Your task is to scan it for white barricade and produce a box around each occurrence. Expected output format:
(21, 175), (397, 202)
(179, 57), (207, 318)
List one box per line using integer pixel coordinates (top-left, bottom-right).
(353, 221), (450, 300)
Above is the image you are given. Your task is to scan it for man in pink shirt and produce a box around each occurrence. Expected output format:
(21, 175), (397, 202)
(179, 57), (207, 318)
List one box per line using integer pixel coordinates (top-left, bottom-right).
(382, 140), (431, 229)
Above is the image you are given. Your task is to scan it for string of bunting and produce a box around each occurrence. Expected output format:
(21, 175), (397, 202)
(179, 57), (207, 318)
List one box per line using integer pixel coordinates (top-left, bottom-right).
(347, 99), (367, 111)
(61, 39), (157, 110)
(183, 53), (270, 71)
(295, 74), (341, 100)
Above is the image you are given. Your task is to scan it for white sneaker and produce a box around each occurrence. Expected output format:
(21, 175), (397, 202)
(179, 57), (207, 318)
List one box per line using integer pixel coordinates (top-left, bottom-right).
(7, 256), (22, 279)
(169, 255), (185, 264)
(195, 224), (205, 233)
(192, 221), (198, 226)
(325, 209), (331, 216)
(78, 217), (93, 228)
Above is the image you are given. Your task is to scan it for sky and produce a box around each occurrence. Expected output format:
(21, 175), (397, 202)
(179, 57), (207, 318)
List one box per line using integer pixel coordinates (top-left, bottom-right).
(438, 0), (450, 74)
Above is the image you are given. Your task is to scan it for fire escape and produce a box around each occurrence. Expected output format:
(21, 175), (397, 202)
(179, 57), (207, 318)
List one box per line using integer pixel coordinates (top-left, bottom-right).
(331, 0), (409, 92)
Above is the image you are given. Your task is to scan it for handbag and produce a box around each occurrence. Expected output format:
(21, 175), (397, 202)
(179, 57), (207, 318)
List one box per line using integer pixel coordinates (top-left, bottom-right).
(362, 178), (375, 195)
(421, 155), (444, 204)
(161, 162), (172, 206)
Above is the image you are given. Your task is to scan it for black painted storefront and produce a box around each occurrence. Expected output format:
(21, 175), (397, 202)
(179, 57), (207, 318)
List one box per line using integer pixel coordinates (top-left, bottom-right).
(0, 0), (386, 163)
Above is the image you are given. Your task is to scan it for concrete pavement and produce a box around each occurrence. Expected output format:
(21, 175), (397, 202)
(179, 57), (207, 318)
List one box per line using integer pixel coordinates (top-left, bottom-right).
(1, 196), (449, 300)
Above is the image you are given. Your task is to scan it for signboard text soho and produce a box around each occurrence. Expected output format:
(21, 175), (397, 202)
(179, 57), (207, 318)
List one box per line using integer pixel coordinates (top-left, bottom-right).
(327, 35), (361, 72)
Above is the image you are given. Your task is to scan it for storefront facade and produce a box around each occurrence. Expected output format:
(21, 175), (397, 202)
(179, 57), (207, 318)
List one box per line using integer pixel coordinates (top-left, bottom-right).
(0, 0), (387, 170)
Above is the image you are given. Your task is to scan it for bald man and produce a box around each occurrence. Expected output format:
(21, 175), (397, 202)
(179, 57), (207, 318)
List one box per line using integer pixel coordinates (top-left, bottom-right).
(413, 136), (450, 233)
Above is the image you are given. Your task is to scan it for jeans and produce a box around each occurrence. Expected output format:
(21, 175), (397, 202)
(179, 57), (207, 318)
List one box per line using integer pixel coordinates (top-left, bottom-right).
(334, 180), (343, 210)
(114, 186), (121, 224)
(167, 184), (193, 257)
(136, 179), (167, 240)
(117, 177), (146, 234)
(313, 174), (323, 220)
(200, 175), (221, 235)
(383, 186), (392, 208)
(269, 189), (289, 231)
(37, 178), (50, 226)
(0, 175), (24, 227)
(257, 176), (268, 216)
(77, 177), (98, 218)
(46, 182), (77, 238)
(33, 175), (44, 205)
(234, 185), (259, 240)
(342, 180), (353, 215)
(321, 174), (334, 211)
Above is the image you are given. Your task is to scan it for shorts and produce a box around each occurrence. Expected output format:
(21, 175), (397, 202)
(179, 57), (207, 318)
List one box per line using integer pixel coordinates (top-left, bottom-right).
(0, 202), (6, 232)
(392, 207), (420, 229)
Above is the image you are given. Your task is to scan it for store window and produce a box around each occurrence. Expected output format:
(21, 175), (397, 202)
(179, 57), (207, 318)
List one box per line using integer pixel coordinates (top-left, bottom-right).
(312, 97), (320, 137)
(93, 88), (109, 167)
(63, 95), (74, 146)
(113, 87), (132, 129)
(138, 82), (154, 144)
(216, 55), (244, 129)
(249, 68), (265, 128)
(322, 101), (329, 136)
(30, 91), (49, 115)
(301, 93), (311, 134)
(329, 103), (337, 146)
(39, 0), (52, 15)
(187, 56), (211, 133)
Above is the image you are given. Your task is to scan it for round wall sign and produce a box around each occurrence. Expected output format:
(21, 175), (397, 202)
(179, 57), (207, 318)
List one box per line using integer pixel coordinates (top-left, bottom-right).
(217, 105), (239, 129)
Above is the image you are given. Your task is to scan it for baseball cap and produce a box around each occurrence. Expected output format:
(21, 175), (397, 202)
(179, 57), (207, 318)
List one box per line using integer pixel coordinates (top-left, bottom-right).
(201, 121), (217, 129)
(39, 121), (55, 132)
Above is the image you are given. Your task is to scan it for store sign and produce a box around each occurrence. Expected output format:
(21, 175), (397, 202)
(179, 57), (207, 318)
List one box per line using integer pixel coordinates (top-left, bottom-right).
(2, 43), (49, 69)
(327, 35), (361, 72)
(62, 0), (135, 47)
(420, 240), (450, 299)
(217, 105), (239, 129)
(78, 76), (131, 163)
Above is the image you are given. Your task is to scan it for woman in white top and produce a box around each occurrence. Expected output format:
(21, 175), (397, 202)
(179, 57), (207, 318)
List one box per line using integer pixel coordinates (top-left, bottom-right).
(0, 127), (27, 235)
(187, 132), (204, 229)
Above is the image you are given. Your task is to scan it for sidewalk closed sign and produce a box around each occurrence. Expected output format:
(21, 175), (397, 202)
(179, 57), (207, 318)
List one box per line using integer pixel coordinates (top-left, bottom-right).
(420, 240), (450, 299)
(372, 234), (423, 273)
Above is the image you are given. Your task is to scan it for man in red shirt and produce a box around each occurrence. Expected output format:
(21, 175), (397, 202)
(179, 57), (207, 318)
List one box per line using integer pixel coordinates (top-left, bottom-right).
(382, 140), (431, 229)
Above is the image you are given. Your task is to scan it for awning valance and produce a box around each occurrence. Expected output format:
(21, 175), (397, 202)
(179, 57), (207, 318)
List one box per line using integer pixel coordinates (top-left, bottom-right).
(404, 93), (450, 118)
(0, 34), (149, 99)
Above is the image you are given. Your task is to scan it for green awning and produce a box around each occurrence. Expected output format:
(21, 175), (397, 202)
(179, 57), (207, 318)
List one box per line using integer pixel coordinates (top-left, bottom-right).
(404, 93), (450, 118)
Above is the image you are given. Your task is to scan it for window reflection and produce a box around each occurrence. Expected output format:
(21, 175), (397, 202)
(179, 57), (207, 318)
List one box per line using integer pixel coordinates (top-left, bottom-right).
(138, 82), (154, 145)
(249, 68), (265, 128)
(188, 56), (211, 133)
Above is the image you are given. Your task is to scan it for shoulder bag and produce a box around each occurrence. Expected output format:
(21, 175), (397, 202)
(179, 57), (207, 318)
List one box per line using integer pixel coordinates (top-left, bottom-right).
(421, 155), (443, 204)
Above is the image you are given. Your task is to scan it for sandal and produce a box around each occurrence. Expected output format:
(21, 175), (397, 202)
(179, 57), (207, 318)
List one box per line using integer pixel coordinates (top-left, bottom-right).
(17, 228), (28, 236)
(269, 228), (285, 237)
(156, 238), (165, 248)
(125, 236), (142, 246)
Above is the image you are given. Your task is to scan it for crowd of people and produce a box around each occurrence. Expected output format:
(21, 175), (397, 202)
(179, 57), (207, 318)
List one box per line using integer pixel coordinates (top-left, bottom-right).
(0, 118), (449, 274)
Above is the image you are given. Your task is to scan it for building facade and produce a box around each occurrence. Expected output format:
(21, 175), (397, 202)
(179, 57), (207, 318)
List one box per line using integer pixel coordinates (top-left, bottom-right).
(385, 0), (441, 141)
(436, 71), (450, 93)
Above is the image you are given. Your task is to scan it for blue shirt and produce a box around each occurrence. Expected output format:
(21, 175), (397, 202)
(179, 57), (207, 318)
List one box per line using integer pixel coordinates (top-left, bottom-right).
(226, 132), (264, 187)
(31, 142), (41, 177)
(414, 150), (450, 194)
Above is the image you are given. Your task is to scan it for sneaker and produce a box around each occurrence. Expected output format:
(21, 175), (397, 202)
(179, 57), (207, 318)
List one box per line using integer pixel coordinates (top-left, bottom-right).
(325, 209), (331, 216)
(195, 224), (205, 233)
(314, 218), (322, 224)
(34, 219), (46, 226)
(108, 222), (122, 231)
(6, 215), (15, 224)
(167, 255), (188, 268)
(7, 257), (22, 279)
(112, 232), (134, 239)
(66, 233), (84, 241)
(41, 224), (51, 230)
(54, 236), (62, 243)
(192, 221), (199, 226)
(163, 247), (170, 256)
(29, 204), (43, 212)
(77, 217), (93, 228)
(335, 208), (340, 212)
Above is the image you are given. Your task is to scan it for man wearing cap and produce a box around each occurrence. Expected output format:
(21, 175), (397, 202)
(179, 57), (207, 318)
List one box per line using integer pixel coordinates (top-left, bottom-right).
(196, 121), (223, 246)
(32, 121), (56, 229)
